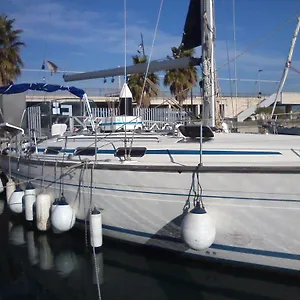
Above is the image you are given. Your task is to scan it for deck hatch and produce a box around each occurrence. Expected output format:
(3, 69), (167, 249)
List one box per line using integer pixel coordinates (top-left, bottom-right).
(74, 147), (97, 156)
(44, 146), (62, 155)
(178, 124), (214, 138)
(115, 147), (147, 158)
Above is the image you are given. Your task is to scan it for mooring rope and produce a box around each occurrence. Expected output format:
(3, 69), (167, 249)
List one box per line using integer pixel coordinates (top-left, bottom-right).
(92, 241), (102, 300)
(59, 136), (68, 197)
(185, 164), (205, 212)
(83, 161), (89, 248)
(89, 161), (102, 300)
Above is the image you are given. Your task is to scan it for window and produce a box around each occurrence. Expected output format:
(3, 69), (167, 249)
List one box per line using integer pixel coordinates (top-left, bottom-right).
(115, 147), (146, 158)
(44, 146), (62, 155)
(74, 147), (96, 156)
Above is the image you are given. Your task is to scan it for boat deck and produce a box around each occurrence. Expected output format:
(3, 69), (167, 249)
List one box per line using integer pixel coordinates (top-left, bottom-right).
(15, 132), (300, 168)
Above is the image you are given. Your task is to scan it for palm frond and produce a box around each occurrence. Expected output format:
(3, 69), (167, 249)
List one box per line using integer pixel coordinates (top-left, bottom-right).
(0, 14), (25, 86)
(127, 54), (159, 108)
(163, 46), (198, 105)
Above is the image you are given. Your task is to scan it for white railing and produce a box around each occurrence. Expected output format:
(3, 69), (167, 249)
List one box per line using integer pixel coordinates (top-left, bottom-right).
(26, 106), (191, 134)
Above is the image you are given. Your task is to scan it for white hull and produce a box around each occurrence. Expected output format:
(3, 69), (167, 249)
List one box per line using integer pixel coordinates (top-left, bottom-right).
(2, 133), (300, 273)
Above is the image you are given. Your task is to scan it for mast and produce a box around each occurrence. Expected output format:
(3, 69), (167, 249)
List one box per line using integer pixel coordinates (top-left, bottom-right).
(201, 0), (215, 127)
(270, 16), (300, 119)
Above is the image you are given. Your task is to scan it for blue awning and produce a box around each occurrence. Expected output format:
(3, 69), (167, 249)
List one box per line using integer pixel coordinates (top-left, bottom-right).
(0, 83), (86, 99)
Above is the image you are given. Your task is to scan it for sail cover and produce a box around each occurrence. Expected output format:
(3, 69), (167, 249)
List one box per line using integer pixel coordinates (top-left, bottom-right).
(0, 83), (85, 99)
(181, 0), (202, 50)
(63, 57), (201, 82)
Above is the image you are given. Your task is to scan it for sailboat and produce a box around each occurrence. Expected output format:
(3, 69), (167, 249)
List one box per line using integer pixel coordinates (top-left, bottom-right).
(263, 16), (300, 135)
(1, 0), (300, 274)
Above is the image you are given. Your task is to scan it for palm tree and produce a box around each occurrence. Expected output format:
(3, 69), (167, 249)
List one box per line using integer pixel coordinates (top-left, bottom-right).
(163, 46), (197, 105)
(0, 14), (25, 86)
(127, 55), (159, 108)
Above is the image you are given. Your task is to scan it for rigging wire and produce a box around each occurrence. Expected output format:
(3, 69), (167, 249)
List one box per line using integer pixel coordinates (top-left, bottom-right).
(129, 0), (164, 152)
(23, 14), (297, 85)
(124, 0), (127, 85)
(124, 0), (128, 156)
(59, 85), (212, 155)
(54, 160), (58, 199)
(81, 161), (89, 248)
(138, 0), (164, 107)
(221, 0), (234, 121)
(186, 165), (205, 210)
(41, 159), (46, 191)
(217, 14), (299, 72)
(290, 65), (300, 75)
(232, 0), (238, 119)
(20, 12), (298, 160)
(89, 162), (102, 300)
(78, 87), (192, 151)
(59, 136), (68, 197)
(40, 11), (52, 83)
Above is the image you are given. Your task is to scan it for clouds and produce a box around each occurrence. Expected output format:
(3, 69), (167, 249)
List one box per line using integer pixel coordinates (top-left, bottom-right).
(6, 0), (180, 60)
(215, 40), (286, 74)
(214, 38), (300, 94)
(3, 0), (299, 93)
(10, 2), (108, 45)
(7, 0), (292, 65)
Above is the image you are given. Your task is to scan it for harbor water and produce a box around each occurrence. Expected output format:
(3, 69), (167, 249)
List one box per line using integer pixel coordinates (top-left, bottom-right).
(0, 195), (299, 300)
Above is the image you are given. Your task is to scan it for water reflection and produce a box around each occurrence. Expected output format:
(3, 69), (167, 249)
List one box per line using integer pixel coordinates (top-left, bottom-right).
(1, 203), (299, 300)
(0, 198), (4, 215)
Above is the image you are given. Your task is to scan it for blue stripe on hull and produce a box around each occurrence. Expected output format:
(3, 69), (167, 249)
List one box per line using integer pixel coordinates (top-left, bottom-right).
(37, 148), (282, 156)
(7, 170), (300, 268)
(9, 171), (300, 204)
(76, 219), (300, 261)
(145, 149), (282, 155)
(79, 185), (300, 204)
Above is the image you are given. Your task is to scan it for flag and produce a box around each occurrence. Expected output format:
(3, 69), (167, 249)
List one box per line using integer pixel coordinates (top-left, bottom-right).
(137, 43), (143, 54)
(45, 60), (58, 75)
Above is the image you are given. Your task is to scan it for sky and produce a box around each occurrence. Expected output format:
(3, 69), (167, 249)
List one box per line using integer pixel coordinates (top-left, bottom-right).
(2, 0), (300, 96)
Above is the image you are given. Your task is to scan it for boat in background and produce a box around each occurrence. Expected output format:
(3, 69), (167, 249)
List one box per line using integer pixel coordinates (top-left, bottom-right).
(264, 121), (300, 135)
(262, 15), (300, 135)
(0, 0), (300, 274)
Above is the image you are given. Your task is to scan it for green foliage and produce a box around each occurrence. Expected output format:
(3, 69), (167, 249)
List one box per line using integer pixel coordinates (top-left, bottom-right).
(127, 55), (159, 108)
(0, 14), (25, 86)
(163, 46), (197, 105)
